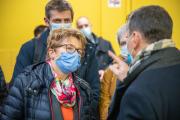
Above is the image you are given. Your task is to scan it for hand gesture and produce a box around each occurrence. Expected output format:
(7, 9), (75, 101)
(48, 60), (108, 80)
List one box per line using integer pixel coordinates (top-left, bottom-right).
(108, 51), (129, 81)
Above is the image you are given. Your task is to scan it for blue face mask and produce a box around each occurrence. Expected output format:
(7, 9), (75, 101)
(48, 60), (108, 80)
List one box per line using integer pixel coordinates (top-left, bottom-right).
(127, 54), (133, 65)
(80, 27), (96, 43)
(80, 27), (93, 39)
(121, 45), (133, 64)
(51, 23), (72, 31)
(56, 52), (81, 74)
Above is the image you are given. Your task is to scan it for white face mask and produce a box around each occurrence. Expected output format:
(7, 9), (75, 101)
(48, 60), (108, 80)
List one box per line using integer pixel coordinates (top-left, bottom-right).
(50, 23), (72, 31)
(80, 27), (92, 38)
(121, 45), (129, 59)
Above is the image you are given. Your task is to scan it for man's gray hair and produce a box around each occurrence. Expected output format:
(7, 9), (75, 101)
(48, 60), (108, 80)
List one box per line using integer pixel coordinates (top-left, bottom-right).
(117, 24), (128, 42)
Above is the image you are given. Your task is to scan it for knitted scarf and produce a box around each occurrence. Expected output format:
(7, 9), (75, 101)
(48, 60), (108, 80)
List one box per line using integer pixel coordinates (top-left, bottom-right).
(129, 39), (175, 74)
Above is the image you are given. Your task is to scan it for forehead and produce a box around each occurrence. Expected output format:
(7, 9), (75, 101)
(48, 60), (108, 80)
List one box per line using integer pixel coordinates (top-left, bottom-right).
(77, 17), (89, 26)
(62, 37), (83, 49)
(120, 38), (127, 43)
(49, 10), (72, 20)
(119, 33), (128, 44)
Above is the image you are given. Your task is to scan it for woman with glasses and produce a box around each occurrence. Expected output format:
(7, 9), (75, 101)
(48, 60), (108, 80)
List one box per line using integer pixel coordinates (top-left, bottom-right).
(1, 29), (93, 120)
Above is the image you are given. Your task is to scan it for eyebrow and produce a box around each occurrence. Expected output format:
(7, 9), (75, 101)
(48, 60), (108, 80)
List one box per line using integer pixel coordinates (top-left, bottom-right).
(61, 43), (83, 49)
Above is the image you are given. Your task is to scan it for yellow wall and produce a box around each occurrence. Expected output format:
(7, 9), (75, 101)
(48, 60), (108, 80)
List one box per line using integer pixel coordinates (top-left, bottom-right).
(0, 1), (48, 82)
(0, 0), (179, 82)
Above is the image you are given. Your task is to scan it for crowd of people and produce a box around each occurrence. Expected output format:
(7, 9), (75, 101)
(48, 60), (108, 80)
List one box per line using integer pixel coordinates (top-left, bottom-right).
(0, 0), (180, 120)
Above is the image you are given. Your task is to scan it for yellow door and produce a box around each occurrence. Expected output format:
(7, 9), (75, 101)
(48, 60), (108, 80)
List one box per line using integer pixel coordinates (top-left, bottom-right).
(0, 0), (179, 82)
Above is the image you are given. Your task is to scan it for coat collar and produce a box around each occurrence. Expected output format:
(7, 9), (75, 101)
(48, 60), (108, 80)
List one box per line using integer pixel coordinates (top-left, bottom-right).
(39, 28), (50, 46)
(86, 33), (110, 53)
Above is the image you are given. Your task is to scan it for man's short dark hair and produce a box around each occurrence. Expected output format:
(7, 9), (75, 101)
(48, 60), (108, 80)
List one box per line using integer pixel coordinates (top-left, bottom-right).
(45, 0), (74, 20)
(128, 5), (173, 43)
(34, 25), (47, 37)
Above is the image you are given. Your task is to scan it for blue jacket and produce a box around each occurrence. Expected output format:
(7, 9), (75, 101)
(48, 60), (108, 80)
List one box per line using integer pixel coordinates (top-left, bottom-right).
(0, 66), (7, 105)
(11, 29), (100, 119)
(108, 47), (180, 120)
(1, 62), (95, 120)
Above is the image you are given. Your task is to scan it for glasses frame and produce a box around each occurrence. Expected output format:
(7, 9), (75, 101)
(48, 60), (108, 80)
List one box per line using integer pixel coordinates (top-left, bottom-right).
(55, 44), (85, 57)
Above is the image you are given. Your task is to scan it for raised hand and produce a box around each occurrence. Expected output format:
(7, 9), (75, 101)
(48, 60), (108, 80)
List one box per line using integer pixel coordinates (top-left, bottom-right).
(108, 51), (129, 81)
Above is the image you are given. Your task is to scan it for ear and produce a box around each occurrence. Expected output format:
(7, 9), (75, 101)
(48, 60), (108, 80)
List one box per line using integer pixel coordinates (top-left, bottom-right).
(44, 17), (50, 27)
(132, 31), (142, 51)
(48, 48), (56, 60)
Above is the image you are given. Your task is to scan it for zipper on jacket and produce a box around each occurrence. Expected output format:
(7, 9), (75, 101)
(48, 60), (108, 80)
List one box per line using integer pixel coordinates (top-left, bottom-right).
(27, 87), (36, 120)
(27, 87), (39, 120)
(24, 88), (28, 119)
(77, 87), (82, 120)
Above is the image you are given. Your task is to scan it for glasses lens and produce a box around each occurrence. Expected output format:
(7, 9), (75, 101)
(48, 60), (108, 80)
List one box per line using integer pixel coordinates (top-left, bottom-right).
(66, 44), (76, 53)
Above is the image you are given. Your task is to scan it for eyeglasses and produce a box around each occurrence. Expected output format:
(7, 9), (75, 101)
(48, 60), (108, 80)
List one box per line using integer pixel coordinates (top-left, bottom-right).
(57, 44), (85, 57)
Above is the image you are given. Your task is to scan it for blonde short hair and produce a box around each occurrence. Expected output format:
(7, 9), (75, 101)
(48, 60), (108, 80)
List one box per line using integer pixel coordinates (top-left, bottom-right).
(47, 28), (87, 59)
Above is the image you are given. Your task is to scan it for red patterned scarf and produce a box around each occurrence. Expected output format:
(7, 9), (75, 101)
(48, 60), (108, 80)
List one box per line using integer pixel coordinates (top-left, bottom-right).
(47, 61), (77, 108)
(51, 74), (77, 108)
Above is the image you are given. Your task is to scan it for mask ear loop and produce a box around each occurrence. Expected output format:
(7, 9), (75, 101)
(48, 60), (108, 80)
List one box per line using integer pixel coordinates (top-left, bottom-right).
(130, 48), (134, 58)
(48, 48), (56, 60)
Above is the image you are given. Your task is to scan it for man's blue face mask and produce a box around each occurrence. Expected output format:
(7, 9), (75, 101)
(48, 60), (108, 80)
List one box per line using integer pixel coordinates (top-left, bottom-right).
(121, 45), (133, 64)
(55, 52), (81, 74)
(50, 22), (72, 31)
(80, 27), (93, 38)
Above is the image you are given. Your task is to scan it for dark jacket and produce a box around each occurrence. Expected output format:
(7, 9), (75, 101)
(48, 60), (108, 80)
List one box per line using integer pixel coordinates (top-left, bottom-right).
(86, 33), (114, 70)
(0, 66), (7, 105)
(1, 62), (95, 120)
(11, 29), (100, 119)
(108, 47), (180, 120)
(11, 29), (49, 80)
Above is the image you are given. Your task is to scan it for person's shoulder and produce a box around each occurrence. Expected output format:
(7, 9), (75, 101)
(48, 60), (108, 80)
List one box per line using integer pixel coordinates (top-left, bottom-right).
(126, 69), (156, 93)
(13, 62), (49, 85)
(20, 38), (36, 51)
(98, 36), (111, 44)
(125, 64), (180, 98)
(73, 74), (91, 90)
(24, 62), (48, 74)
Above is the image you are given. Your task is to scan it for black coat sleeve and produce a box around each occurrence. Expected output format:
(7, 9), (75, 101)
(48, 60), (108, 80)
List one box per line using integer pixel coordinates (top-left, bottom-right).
(1, 74), (25, 120)
(0, 66), (7, 105)
(108, 41), (114, 53)
(107, 41), (114, 64)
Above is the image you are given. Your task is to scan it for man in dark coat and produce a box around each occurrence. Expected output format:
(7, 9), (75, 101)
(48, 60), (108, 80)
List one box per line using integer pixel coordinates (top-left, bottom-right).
(76, 16), (114, 80)
(108, 5), (180, 120)
(11, 0), (100, 117)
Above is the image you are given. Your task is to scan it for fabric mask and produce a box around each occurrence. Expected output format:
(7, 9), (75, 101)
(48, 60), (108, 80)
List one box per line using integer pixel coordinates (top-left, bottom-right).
(56, 52), (81, 74)
(127, 54), (133, 65)
(121, 45), (129, 58)
(51, 23), (72, 31)
(80, 27), (94, 41)
(121, 45), (133, 64)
